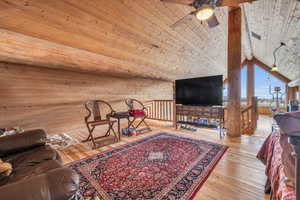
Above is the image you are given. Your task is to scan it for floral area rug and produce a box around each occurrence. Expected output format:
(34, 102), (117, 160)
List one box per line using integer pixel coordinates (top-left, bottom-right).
(68, 132), (228, 200)
(46, 133), (79, 150)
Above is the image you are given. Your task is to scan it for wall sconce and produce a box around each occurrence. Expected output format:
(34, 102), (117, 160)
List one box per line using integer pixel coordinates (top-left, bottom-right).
(272, 42), (286, 71)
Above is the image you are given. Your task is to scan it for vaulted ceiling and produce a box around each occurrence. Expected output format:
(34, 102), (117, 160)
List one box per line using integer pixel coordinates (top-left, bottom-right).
(0, 0), (299, 81)
(244, 0), (300, 81)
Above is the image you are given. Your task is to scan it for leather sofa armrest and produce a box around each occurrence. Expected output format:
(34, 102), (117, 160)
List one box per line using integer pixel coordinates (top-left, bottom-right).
(0, 167), (80, 200)
(0, 129), (47, 157)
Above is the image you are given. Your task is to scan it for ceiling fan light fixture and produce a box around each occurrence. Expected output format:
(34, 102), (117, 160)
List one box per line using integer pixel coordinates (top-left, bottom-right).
(195, 5), (214, 21)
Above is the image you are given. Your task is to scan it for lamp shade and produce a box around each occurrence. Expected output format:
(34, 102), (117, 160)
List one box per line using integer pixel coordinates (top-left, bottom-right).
(271, 65), (278, 71)
(196, 6), (214, 21)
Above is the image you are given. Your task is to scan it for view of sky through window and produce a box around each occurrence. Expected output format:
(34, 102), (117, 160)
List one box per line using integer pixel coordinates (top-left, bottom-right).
(223, 65), (286, 102)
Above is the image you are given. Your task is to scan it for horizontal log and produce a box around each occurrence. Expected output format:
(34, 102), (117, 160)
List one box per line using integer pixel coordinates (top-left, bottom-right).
(0, 63), (173, 135)
(0, 29), (175, 81)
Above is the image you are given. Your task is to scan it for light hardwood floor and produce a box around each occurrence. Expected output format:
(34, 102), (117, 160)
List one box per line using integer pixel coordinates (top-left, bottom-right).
(59, 115), (272, 200)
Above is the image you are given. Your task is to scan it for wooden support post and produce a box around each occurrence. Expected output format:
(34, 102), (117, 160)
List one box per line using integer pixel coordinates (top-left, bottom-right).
(227, 6), (242, 137)
(247, 60), (255, 105)
(286, 86), (298, 107)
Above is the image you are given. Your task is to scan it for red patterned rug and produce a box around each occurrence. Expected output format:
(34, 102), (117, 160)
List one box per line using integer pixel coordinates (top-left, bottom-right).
(68, 132), (228, 200)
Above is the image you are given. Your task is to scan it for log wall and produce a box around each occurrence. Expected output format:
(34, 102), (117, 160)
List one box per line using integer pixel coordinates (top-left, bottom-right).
(0, 62), (173, 135)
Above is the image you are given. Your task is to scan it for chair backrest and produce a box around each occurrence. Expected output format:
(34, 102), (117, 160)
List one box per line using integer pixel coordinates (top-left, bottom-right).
(125, 99), (145, 111)
(84, 100), (114, 122)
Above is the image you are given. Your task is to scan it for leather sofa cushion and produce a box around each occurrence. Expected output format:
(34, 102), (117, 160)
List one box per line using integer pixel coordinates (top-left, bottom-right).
(5, 160), (62, 185)
(0, 167), (79, 200)
(5, 145), (62, 168)
(0, 129), (46, 157)
(1, 146), (63, 186)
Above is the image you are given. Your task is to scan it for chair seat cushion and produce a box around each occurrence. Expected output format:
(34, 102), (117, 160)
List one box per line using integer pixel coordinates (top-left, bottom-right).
(129, 109), (146, 117)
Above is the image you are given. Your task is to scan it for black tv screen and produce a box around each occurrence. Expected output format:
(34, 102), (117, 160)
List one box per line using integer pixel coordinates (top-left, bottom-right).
(176, 75), (223, 106)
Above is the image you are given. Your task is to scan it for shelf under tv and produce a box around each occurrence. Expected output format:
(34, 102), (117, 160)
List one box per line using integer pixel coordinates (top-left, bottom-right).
(177, 121), (219, 129)
(175, 105), (225, 137)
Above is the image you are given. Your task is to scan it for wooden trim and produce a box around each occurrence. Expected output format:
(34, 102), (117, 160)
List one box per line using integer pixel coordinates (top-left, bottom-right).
(219, 0), (257, 7)
(247, 60), (255, 105)
(252, 57), (291, 83)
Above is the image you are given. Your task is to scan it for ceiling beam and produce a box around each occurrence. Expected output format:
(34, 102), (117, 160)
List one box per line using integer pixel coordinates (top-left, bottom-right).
(252, 57), (291, 84)
(224, 58), (291, 84)
(219, 0), (257, 7)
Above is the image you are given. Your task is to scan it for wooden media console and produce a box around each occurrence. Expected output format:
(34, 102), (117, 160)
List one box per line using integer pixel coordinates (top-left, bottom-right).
(176, 105), (225, 137)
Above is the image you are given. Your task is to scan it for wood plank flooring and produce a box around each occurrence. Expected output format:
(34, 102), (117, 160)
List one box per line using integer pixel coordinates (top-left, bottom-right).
(59, 115), (272, 200)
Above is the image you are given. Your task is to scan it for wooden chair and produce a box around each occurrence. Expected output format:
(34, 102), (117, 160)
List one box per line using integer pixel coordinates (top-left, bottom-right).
(125, 99), (151, 133)
(83, 100), (118, 149)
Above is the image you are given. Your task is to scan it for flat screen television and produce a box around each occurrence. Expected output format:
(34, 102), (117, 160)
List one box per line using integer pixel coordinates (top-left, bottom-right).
(176, 75), (223, 106)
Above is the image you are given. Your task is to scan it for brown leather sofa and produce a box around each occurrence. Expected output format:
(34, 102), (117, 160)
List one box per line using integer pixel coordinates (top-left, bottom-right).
(0, 129), (80, 200)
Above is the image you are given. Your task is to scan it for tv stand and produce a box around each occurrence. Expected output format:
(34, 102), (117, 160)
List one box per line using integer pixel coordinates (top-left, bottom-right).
(176, 105), (225, 137)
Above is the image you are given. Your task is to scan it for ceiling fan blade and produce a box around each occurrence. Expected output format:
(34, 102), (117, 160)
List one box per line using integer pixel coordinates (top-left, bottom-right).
(218, 0), (257, 7)
(160, 0), (194, 6)
(207, 14), (219, 28)
(170, 11), (195, 28)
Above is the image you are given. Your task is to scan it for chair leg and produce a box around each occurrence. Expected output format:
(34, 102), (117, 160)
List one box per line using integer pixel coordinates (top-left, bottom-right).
(89, 128), (97, 149)
(135, 116), (151, 131)
(90, 136), (98, 149)
(135, 118), (144, 129)
(109, 122), (118, 142)
(82, 125), (95, 142)
(128, 117), (136, 129)
(83, 124), (98, 149)
(104, 126), (110, 137)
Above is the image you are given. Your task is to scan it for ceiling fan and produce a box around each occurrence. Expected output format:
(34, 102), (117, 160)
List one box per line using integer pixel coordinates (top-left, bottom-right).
(161, 0), (256, 28)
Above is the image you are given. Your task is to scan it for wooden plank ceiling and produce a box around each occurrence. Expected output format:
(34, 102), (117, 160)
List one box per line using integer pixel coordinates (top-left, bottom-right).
(0, 0), (299, 81)
(244, 0), (300, 81)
